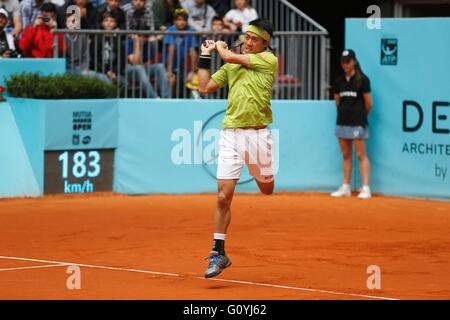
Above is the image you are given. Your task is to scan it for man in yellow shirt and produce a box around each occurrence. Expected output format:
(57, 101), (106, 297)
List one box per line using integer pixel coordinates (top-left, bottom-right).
(198, 19), (277, 278)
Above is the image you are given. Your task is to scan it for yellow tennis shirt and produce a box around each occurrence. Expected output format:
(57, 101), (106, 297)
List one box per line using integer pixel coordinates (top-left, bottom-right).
(211, 51), (278, 128)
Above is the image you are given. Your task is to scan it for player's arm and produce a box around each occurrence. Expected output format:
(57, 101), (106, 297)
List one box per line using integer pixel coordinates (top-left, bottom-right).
(198, 40), (220, 95)
(215, 41), (250, 67)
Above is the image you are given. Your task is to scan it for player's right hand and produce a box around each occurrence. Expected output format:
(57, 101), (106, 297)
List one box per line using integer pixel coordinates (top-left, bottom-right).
(201, 40), (216, 54)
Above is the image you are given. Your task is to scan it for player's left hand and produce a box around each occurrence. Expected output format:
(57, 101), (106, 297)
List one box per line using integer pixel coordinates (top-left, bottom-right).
(201, 40), (216, 54)
(215, 41), (228, 50)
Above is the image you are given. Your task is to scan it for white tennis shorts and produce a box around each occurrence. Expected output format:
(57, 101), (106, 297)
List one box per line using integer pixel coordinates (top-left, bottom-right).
(216, 127), (274, 183)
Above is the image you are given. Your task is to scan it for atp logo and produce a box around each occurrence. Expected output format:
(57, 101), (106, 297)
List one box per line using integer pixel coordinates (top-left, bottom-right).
(381, 38), (398, 65)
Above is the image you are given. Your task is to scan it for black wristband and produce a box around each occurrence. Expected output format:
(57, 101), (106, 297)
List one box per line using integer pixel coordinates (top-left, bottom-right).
(199, 54), (212, 70)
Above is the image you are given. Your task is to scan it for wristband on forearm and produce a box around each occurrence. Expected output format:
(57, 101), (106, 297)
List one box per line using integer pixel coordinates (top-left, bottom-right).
(199, 54), (212, 70)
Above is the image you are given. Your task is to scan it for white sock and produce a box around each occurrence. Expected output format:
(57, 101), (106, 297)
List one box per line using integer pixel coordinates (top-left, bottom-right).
(342, 184), (350, 189)
(214, 233), (226, 240)
(362, 185), (370, 191)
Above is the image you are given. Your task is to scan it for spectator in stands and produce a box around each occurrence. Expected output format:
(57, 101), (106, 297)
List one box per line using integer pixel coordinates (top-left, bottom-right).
(0, 0), (22, 37)
(164, 8), (198, 97)
(206, 0), (230, 18)
(124, 0), (169, 98)
(90, 11), (127, 85)
(210, 15), (223, 33)
(125, 0), (153, 31)
(152, 0), (181, 31)
(127, 32), (170, 98)
(223, 0), (258, 33)
(0, 8), (19, 57)
(19, 2), (64, 57)
(57, 0), (98, 30)
(331, 49), (373, 199)
(65, 10), (119, 84)
(97, 0), (126, 30)
(20, 0), (48, 30)
(181, 0), (215, 32)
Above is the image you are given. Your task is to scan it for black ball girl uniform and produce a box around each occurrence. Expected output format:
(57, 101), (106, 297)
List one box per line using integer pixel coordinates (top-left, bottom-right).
(333, 73), (371, 139)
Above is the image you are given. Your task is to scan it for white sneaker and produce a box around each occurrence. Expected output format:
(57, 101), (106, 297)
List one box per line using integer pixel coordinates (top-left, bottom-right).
(331, 185), (351, 197)
(357, 186), (372, 199)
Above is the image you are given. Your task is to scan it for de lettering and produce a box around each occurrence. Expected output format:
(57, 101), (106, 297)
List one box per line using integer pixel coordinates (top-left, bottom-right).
(403, 100), (450, 134)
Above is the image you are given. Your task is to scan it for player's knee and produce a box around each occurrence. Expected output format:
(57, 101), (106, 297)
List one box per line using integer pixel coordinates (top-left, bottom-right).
(217, 193), (232, 210)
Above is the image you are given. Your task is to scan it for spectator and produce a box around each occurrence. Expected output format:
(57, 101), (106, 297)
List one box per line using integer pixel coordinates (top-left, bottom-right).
(125, 0), (169, 98)
(0, 8), (19, 57)
(0, 0), (22, 37)
(152, 0), (181, 31)
(20, 0), (48, 30)
(97, 0), (126, 30)
(223, 0), (258, 33)
(210, 15), (223, 32)
(125, 0), (154, 31)
(127, 33), (170, 98)
(331, 49), (373, 199)
(202, 15), (225, 44)
(181, 0), (215, 32)
(57, 0), (98, 30)
(65, 11), (117, 84)
(19, 2), (63, 57)
(206, 0), (230, 18)
(90, 11), (127, 84)
(164, 8), (198, 97)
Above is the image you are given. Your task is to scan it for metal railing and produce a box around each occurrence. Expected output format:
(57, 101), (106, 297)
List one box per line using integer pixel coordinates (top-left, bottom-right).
(53, 28), (329, 100)
(252, 0), (328, 32)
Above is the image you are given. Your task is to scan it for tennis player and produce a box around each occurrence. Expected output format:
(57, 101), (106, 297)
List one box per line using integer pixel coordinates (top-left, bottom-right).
(198, 18), (277, 278)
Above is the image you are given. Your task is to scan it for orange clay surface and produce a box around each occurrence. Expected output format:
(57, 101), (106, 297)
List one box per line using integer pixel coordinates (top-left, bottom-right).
(0, 192), (449, 300)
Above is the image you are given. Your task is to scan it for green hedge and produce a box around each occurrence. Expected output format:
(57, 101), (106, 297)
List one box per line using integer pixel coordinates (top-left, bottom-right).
(5, 73), (118, 99)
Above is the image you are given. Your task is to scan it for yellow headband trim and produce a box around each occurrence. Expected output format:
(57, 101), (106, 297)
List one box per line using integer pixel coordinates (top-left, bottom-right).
(246, 25), (270, 42)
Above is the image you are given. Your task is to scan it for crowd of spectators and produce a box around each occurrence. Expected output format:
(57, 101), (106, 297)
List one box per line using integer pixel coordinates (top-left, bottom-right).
(0, 0), (259, 97)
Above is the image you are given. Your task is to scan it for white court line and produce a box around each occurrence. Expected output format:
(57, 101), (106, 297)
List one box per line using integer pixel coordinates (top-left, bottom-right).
(0, 255), (399, 300)
(196, 277), (400, 301)
(0, 264), (66, 272)
(0, 255), (179, 277)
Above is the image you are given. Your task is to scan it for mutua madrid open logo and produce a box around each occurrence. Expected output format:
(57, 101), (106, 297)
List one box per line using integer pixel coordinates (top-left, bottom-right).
(381, 38), (398, 65)
(72, 111), (92, 146)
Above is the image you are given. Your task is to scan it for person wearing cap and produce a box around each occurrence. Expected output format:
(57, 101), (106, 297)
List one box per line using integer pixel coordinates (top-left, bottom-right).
(0, 8), (18, 58)
(198, 18), (277, 278)
(331, 49), (373, 199)
(0, 0), (22, 38)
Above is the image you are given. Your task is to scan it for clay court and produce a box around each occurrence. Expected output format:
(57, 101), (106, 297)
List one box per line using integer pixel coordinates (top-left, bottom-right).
(0, 192), (449, 300)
